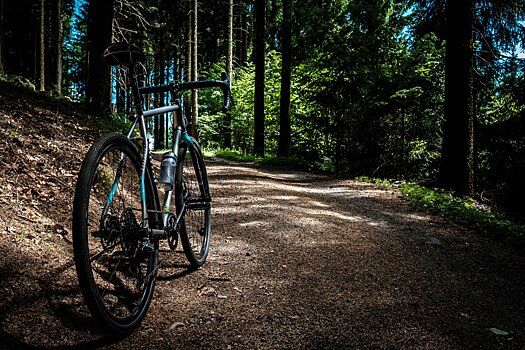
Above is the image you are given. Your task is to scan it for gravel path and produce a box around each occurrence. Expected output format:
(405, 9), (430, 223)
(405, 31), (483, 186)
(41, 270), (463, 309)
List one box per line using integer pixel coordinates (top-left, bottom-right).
(1, 160), (524, 349)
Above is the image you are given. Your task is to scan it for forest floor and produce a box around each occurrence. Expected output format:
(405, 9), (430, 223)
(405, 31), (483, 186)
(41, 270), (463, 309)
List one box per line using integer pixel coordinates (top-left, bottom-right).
(0, 85), (524, 350)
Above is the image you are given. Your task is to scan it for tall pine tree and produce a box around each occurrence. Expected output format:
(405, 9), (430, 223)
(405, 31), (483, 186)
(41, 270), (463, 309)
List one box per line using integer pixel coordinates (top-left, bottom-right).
(253, 0), (265, 156)
(86, 0), (114, 116)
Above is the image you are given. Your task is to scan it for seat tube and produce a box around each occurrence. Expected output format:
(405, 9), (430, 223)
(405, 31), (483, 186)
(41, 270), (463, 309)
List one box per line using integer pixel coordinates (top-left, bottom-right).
(138, 114), (150, 228)
(159, 126), (182, 228)
(128, 64), (150, 228)
(172, 126), (182, 157)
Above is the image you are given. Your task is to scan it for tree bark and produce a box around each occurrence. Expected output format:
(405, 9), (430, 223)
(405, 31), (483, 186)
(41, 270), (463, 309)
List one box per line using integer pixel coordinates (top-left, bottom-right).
(54, 0), (63, 95)
(0, 0), (4, 76)
(154, 46), (160, 148)
(115, 72), (125, 112)
(240, 10), (248, 65)
(86, 0), (114, 116)
(190, 0), (198, 138)
(253, 0), (265, 156)
(224, 0), (234, 149)
(158, 31), (165, 149)
(278, 0), (292, 157)
(226, 0), (233, 79)
(185, 0), (191, 83)
(439, 0), (475, 196)
(268, 0), (278, 51)
(39, 0), (45, 92)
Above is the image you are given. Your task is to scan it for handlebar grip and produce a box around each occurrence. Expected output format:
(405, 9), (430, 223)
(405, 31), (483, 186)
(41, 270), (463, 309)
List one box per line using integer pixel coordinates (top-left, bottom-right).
(222, 87), (232, 112)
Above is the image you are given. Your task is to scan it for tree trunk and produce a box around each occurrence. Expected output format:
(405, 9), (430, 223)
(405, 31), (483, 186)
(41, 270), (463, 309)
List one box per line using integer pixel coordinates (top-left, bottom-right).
(54, 0), (63, 95)
(115, 73), (125, 112)
(253, 0), (265, 156)
(0, 0), (4, 76)
(240, 10), (248, 65)
(439, 0), (475, 196)
(278, 0), (292, 157)
(184, 0), (192, 135)
(39, 0), (45, 92)
(226, 0), (233, 78)
(185, 0), (191, 83)
(268, 0), (278, 51)
(86, 0), (114, 116)
(158, 31), (165, 149)
(154, 48), (160, 148)
(190, 0), (198, 138)
(224, 0), (234, 149)
(335, 113), (341, 175)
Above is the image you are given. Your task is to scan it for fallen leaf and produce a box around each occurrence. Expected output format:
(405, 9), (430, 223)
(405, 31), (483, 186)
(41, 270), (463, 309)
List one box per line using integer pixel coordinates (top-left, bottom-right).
(167, 322), (185, 331)
(490, 328), (509, 336)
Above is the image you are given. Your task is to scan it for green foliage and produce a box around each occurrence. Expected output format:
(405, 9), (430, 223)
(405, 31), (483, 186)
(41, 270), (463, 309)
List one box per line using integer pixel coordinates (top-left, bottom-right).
(0, 75), (36, 92)
(213, 149), (312, 171)
(215, 149), (261, 162)
(90, 112), (134, 136)
(258, 155), (310, 171)
(197, 2), (448, 182)
(399, 183), (525, 240)
(48, 0), (525, 219)
(480, 92), (525, 126)
(199, 50), (285, 155)
(358, 177), (525, 241)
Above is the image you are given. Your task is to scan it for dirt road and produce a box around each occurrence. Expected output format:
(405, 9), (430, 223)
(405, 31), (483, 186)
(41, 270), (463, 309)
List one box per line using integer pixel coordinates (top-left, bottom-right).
(1, 160), (524, 349)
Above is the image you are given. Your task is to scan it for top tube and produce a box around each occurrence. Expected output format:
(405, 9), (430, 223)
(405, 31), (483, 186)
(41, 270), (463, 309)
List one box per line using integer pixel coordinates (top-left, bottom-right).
(139, 77), (231, 112)
(139, 79), (227, 95)
(143, 105), (180, 118)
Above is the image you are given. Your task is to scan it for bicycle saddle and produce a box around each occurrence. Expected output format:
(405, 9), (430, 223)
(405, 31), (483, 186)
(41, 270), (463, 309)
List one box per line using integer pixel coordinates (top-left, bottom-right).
(103, 43), (145, 66)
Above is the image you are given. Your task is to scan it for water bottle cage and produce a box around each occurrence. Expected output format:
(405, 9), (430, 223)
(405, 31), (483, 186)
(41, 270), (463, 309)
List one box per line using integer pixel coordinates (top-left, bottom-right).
(159, 152), (177, 188)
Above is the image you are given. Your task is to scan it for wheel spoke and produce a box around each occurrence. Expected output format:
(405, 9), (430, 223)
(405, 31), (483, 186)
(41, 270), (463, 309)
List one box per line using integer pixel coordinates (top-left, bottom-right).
(175, 141), (211, 268)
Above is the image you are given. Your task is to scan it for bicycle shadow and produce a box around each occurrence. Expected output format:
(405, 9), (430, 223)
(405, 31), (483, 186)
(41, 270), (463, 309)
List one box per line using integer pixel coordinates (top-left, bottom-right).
(0, 237), (201, 350)
(156, 249), (195, 281)
(0, 252), (125, 349)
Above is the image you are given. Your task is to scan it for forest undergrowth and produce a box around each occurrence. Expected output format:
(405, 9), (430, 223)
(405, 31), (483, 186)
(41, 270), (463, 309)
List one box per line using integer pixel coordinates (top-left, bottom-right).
(0, 81), (94, 243)
(1, 79), (523, 250)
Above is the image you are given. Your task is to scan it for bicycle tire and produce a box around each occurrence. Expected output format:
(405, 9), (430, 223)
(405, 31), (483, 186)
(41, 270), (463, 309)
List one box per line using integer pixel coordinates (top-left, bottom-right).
(72, 133), (159, 334)
(175, 138), (212, 269)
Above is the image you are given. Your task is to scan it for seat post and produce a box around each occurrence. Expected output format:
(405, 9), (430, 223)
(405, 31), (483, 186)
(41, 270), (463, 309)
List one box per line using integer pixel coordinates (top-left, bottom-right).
(127, 64), (144, 119)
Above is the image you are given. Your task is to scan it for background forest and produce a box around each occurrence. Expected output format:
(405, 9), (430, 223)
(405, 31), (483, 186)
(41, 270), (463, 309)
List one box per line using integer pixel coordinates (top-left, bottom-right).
(0, 0), (524, 218)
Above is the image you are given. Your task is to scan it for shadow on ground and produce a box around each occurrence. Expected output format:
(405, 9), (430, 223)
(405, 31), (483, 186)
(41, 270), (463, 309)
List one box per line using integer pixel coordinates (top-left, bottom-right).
(0, 162), (523, 349)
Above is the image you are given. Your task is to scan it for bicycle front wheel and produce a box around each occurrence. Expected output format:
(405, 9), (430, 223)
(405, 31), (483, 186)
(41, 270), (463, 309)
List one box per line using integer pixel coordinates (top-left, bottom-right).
(175, 138), (211, 269)
(72, 133), (159, 334)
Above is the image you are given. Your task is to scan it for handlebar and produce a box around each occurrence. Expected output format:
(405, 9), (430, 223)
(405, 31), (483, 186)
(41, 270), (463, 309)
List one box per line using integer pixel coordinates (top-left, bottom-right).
(139, 74), (232, 112)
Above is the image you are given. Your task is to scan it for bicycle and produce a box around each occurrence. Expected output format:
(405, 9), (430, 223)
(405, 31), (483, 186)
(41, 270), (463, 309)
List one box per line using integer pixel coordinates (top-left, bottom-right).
(72, 43), (231, 333)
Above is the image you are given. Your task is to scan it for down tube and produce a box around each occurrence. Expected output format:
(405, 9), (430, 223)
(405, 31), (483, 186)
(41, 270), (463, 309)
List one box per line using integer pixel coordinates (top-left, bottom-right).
(160, 127), (183, 228)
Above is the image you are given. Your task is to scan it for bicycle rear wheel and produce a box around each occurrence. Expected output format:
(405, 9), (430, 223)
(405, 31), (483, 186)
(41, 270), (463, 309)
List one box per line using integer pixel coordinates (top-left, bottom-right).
(72, 133), (159, 334)
(175, 138), (211, 269)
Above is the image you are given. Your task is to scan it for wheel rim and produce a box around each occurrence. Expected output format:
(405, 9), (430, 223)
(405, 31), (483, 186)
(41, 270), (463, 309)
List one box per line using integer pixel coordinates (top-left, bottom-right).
(181, 149), (210, 262)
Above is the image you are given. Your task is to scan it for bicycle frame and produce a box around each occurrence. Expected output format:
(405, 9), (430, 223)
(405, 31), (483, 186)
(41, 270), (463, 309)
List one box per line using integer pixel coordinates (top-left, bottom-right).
(74, 42), (230, 333)
(105, 63), (230, 241)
